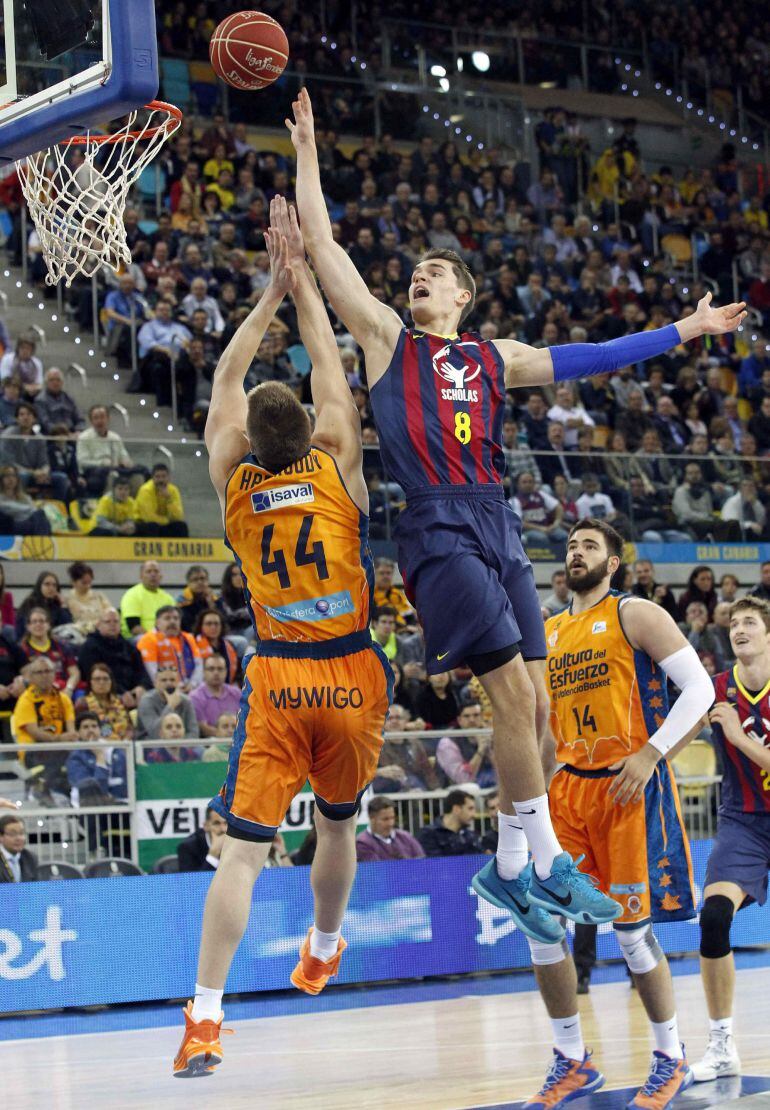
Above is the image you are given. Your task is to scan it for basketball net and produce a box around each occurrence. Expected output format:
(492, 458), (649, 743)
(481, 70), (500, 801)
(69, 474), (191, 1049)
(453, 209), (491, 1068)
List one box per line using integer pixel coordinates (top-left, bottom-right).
(19, 100), (182, 287)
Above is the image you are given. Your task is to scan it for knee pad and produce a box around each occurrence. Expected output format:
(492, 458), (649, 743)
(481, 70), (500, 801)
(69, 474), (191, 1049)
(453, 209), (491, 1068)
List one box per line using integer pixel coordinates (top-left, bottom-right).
(700, 895), (734, 960)
(614, 924), (664, 975)
(527, 935), (570, 966)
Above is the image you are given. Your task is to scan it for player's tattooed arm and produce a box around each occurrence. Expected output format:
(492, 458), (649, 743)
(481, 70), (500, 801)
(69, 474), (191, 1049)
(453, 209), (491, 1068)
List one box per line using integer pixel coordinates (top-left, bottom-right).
(205, 228), (291, 503)
(286, 88), (401, 363)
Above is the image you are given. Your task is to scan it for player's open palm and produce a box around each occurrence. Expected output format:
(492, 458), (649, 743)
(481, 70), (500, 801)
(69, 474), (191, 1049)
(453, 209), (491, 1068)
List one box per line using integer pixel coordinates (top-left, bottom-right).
(265, 226), (297, 297)
(270, 195), (305, 263)
(285, 86), (315, 149)
(693, 290), (747, 335)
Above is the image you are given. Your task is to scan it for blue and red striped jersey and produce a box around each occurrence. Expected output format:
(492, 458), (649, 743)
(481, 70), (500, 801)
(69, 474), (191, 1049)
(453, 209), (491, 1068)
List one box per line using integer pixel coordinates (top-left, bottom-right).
(369, 328), (506, 492)
(712, 668), (770, 815)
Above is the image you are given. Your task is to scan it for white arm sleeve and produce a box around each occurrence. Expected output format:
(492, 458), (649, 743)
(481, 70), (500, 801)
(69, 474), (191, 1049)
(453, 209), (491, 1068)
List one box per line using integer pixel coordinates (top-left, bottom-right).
(647, 644), (715, 757)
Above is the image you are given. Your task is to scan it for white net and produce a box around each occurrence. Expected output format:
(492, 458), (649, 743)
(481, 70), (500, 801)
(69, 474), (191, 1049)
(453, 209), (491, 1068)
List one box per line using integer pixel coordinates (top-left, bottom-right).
(19, 101), (182, 287)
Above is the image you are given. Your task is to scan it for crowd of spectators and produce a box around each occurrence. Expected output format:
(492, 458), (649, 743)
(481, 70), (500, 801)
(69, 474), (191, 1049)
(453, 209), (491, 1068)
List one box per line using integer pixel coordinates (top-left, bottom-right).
(0, 335), (192, 535)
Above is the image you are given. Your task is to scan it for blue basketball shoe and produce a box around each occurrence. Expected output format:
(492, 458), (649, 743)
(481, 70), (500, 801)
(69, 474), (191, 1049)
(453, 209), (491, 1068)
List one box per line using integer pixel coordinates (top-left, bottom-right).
(472, 859), (566, 944)
(527, 852), (623, 924)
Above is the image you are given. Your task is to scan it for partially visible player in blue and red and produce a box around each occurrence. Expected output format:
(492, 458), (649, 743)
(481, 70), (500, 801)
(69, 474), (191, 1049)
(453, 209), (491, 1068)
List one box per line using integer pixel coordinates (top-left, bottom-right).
(288, 87), (747, 939)
(173, 199), (391, 1078)
(692, 595), (770, 1083)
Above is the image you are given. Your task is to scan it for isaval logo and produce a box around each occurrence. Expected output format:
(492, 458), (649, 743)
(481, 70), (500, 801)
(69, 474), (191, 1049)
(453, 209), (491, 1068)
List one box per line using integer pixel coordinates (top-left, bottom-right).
(251, 483), (314, 513)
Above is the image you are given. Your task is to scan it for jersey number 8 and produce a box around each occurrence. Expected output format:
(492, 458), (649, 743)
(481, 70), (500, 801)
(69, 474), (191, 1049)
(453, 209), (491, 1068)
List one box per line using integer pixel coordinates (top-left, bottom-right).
(454, 411), (472, 444)
(260, 513), (329, 590)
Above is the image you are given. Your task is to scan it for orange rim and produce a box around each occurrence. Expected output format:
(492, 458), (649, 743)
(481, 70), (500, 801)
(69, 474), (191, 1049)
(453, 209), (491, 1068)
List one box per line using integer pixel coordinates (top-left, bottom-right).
(59, 100), (182, 147)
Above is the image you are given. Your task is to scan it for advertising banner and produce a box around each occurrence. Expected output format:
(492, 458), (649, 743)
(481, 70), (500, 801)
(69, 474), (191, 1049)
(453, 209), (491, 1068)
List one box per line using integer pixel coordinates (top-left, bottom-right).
(1, 840), (768, 1014)
(135, 764), (365, 869)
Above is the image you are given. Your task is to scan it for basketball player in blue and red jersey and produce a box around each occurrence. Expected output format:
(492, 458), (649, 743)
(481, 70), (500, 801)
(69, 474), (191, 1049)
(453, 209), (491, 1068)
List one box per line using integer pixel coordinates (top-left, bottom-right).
(173, 199), (391, 1078)
(288, 87), (746, 941)
(692, 596), (770, 1083)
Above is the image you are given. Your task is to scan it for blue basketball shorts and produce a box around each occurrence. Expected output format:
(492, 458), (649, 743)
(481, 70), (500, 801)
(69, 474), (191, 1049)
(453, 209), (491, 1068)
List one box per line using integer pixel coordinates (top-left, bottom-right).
(395, 485), (546, 675)
(705, 810), (770, 907)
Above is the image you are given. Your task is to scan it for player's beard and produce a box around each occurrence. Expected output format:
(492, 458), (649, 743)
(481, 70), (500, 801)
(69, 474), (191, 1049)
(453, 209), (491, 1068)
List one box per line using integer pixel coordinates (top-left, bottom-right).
(566, 557), (611, 594)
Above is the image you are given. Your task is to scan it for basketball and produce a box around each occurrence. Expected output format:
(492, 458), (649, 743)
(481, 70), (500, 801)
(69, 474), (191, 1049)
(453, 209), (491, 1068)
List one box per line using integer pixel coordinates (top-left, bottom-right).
(209, 11), (289, 91)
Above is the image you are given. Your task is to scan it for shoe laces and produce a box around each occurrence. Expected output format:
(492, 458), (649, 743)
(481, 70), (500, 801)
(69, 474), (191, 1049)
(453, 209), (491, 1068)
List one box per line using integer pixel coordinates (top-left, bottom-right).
(539, 1052), (572, 1093)
(550, 854), (607, 904)
(638, 1054), (678, 1096)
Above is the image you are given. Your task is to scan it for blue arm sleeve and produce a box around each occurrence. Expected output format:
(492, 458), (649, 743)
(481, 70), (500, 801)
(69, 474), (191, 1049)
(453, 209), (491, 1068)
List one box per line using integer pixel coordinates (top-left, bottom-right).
(551, 323), (680, 381)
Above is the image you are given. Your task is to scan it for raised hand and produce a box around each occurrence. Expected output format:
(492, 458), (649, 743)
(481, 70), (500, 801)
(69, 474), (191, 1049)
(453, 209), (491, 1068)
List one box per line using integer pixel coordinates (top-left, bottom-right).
(270, 195), (305, 263)
(264, 225), (297, 297)
(692, 290), (747, 335)
(285, 86), (316, 150)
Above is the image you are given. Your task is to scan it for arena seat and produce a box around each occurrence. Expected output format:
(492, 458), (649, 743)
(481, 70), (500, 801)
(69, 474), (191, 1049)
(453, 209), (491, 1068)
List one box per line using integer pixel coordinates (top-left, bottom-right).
(38, 861), (85, 880)
(672, 739), (718, 833)
(152, 854), (180, 874)
(84, 858), (145, 878)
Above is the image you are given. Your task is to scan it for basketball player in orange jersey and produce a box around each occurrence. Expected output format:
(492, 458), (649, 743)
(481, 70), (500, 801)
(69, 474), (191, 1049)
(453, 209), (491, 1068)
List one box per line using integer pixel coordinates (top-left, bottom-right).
(288, 86), (744, 942)
(522, 518), (714, 1110)
(173, 198), (392, 1078)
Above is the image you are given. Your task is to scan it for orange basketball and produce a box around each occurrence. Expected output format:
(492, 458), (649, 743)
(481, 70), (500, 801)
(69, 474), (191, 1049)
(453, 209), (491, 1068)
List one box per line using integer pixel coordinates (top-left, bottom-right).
(209, 11), (289, 91)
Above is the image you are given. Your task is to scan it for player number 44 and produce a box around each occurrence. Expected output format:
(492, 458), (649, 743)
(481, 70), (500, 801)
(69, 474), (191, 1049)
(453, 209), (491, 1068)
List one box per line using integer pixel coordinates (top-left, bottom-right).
(454, 412), (472, 445)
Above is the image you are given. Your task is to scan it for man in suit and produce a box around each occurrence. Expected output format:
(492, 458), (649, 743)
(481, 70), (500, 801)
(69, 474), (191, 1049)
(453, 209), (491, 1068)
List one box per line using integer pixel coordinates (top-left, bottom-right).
(355, 795), (425, 862)
(176, 807), (228, 872)
(0, 814), (38, 882)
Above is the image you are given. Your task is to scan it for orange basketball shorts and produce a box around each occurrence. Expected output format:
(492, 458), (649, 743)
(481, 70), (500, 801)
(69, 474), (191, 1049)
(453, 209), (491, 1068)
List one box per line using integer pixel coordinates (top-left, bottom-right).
(212, 639), (392, 841)
(549, 759), (696, 927)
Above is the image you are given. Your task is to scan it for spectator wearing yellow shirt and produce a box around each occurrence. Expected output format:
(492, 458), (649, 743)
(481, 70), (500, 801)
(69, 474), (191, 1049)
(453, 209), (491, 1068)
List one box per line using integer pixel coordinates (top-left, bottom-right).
(206, 174), (236, 212)
(744, 195), (769, 232)
(91, 476), (139, 536)
(120, 560), (176, 638)
(135, 463), (189, 537)
(202, 146), (234, 183)
(373, 557), (413, 627)
(12, 657), (76, 800)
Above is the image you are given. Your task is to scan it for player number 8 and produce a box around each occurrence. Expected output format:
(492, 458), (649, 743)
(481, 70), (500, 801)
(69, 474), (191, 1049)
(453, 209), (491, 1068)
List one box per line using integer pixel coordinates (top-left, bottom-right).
(454, 412), (472, 444)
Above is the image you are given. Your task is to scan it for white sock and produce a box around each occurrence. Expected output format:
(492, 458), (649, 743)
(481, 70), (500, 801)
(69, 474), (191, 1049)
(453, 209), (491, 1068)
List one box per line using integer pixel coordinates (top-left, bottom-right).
(651, 1016), (683, 1059)
(514, 795), (562, 880)
(310, 926), (340, 961)
(496, 812), (529, 880)
(709, 1016), (733, 1038)
(551, 1014), (585, 1062)
(191, 983), (223, 1022)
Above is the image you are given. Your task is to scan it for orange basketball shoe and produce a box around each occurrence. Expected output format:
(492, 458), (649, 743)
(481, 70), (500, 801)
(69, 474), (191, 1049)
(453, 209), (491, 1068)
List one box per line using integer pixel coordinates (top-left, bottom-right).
(290, 928), (347, 995)
(627, 1050), (693, 1109)
(173, 1001), (232, 1078)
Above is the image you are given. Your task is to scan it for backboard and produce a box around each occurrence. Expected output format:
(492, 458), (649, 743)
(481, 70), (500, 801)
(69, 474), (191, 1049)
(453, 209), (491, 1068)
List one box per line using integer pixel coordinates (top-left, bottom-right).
(0, 0), (159, 164)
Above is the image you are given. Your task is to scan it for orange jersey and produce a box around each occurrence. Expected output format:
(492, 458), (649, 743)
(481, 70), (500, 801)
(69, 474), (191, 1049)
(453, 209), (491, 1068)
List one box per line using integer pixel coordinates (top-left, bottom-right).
(545, 591), (669, 770)
(224, 447), (372, 645)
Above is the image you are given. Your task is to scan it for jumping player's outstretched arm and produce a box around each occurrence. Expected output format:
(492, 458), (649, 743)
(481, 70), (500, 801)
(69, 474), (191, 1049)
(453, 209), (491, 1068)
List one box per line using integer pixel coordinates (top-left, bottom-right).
(607, 598), (715, 805)
(205, 230), (293, 509)
(286, 89), (402, 371)
(496, 293), (747, 390)
(270, 197), (367, 511)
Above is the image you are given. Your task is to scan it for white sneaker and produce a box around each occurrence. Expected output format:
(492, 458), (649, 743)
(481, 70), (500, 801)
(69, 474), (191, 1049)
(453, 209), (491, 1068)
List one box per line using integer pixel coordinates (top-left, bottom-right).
(691, 1033), (741, 1082)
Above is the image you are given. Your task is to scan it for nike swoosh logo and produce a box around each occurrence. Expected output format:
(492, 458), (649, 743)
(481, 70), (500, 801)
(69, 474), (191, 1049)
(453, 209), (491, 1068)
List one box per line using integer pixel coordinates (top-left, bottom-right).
(437, 652), (449, 661)
(565, 1022), (577, 1029)
(510, 895), (530, 915)
(541, 887), (573, 908)
(519, 808), (536, 815)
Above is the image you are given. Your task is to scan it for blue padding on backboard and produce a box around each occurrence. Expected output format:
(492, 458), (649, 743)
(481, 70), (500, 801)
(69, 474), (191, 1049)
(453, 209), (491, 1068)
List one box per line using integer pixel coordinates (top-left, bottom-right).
(0, 0), (160, 164)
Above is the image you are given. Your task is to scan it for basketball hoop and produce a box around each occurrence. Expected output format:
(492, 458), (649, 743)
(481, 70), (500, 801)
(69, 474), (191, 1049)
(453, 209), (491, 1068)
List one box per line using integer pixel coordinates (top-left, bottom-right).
(19, 100), (182, 287)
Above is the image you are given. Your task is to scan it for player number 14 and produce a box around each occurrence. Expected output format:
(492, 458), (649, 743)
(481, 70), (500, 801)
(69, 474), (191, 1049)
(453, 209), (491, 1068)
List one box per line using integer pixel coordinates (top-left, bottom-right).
(454, 412), (472, 444)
